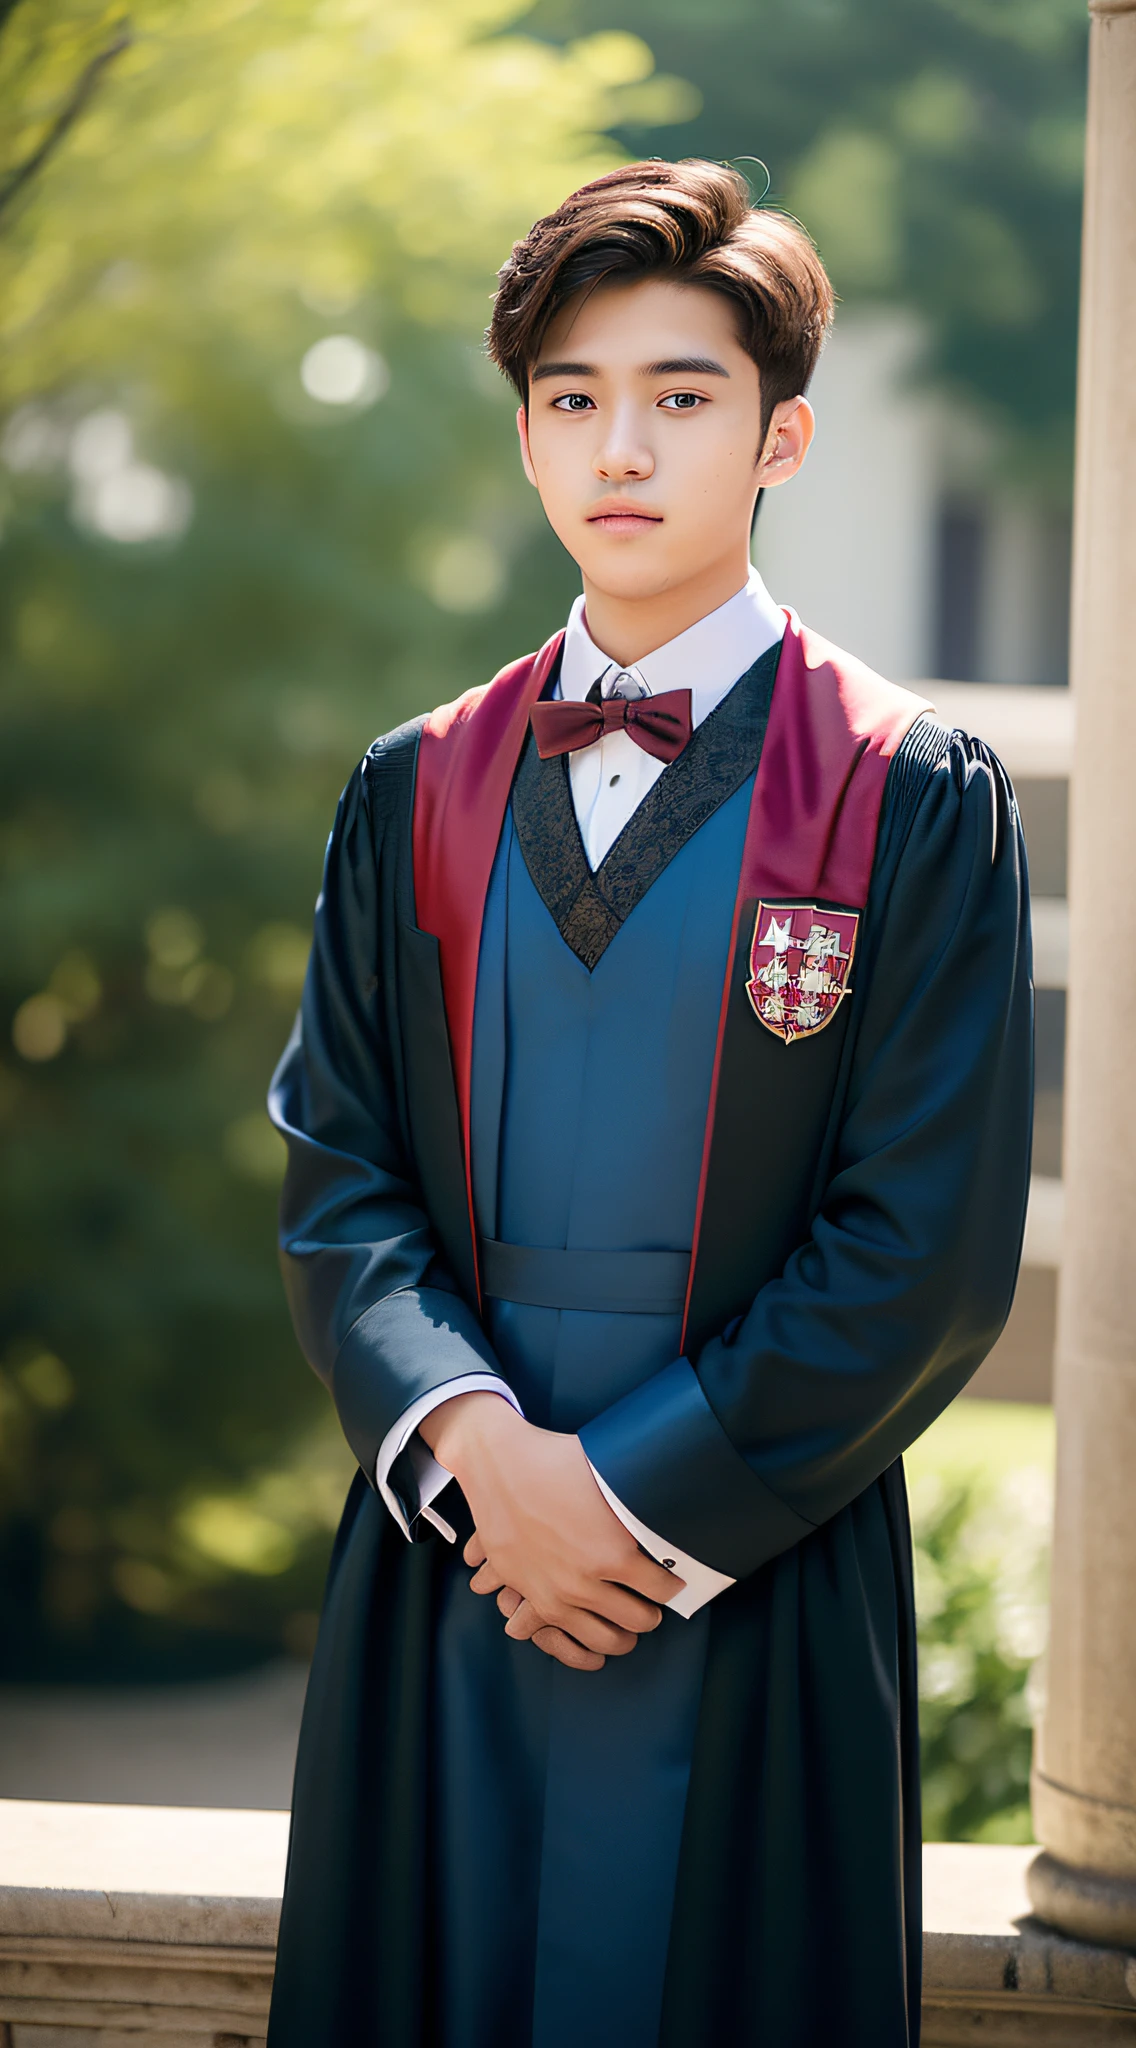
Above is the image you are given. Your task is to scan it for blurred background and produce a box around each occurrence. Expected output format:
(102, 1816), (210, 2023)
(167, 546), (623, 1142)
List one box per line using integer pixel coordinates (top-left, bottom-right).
(0, 0), (1085, 1842)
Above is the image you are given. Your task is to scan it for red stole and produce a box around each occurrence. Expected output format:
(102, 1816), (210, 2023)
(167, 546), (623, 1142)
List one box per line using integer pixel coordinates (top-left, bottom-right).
(412, 614), (929, 1331)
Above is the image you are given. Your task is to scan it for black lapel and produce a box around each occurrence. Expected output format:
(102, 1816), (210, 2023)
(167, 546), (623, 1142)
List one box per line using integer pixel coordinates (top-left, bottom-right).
(511, 642), (780, 971)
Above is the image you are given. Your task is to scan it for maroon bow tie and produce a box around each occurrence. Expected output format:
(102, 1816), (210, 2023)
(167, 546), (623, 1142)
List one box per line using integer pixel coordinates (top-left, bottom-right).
(530, 688), (693, 764)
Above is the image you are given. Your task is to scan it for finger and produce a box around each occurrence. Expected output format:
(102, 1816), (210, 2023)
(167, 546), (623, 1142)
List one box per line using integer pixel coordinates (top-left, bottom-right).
(578, 1579), (665, 1635)
(531, 1626), (605, 1673)
(615, 1549), (686, 1607)
(494, 1600), (601, 1662)
(503, 1602), (550, 1643)
(463, 1532), (488, 1569)
(532, 1604), (640, 1657)
(496, 1586), (524, 1620)
(500, 1596), (542, 1637)
(469, 1561), (506, 1596)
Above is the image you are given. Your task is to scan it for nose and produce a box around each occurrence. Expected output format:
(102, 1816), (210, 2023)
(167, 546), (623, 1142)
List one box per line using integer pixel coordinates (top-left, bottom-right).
(593, 401), (655, 485)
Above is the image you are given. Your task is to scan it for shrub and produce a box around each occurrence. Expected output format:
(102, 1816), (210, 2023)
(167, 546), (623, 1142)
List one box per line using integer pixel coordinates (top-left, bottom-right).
(912, 1454), (1051, 1842)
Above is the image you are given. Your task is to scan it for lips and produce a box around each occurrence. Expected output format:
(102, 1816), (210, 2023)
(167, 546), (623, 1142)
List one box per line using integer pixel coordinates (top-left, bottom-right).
(586, 506), (663, 532)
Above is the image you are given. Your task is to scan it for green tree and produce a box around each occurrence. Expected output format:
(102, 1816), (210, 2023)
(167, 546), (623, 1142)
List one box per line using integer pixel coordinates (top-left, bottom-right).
(532, 0), (1088, 490)
(0, 0), (690, 1674)
(0, 1), (131, 230)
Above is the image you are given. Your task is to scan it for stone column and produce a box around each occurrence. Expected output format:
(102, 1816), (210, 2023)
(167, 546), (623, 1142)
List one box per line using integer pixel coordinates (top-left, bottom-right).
(1028, 0), (1136, 1950)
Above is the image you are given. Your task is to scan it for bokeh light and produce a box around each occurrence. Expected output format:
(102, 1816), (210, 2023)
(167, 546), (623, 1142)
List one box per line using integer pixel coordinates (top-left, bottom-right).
(299, 335), (389, 409)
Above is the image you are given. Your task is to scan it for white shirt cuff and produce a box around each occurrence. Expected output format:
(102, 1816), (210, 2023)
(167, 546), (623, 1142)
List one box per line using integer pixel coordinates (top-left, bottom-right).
(375, 1377), (523, 1543)
(586, 1460), (736, 1618)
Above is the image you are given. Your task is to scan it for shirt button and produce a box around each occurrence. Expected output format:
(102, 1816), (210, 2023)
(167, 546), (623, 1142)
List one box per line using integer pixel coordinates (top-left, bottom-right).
(609, 774), (620, 787)
(662, 1558), (676, 1570)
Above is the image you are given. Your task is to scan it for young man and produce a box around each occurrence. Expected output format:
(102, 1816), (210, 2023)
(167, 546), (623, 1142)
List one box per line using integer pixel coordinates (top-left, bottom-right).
(267, 161), (1032, 2047)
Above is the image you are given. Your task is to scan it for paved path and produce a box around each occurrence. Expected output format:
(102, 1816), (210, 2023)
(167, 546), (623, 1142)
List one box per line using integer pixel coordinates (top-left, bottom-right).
(0, 1660), (306, 1808)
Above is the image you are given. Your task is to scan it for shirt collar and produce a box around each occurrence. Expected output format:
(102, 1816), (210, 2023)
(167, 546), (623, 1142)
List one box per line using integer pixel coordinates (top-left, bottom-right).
(558, 565), (785, 707)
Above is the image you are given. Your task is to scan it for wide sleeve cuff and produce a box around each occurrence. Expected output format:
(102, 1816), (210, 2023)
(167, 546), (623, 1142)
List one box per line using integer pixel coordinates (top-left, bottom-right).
(578, 1356), (815, 1581)
(585, 1461), (735, 1617)
(330, 1284), (502, 1482)
(376, 1376), (522, 1542)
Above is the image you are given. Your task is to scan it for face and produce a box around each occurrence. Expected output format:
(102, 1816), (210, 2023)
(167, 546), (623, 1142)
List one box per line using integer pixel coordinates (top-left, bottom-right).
(517, 274), (813, 610)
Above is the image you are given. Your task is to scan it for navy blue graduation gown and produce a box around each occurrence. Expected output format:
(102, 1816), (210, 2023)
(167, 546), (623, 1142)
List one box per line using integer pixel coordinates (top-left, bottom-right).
(265, 643), (1032, 2048)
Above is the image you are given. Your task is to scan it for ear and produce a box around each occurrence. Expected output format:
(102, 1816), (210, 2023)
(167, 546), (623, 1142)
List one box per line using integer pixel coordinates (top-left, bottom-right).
(757, 396), (816, 488)
(516, 403), (539, 488)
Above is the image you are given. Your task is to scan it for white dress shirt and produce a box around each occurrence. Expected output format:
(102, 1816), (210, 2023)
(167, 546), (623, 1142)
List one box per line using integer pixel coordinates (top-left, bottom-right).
(558, 564), (785, 868)
(375, 565), (786, 1616)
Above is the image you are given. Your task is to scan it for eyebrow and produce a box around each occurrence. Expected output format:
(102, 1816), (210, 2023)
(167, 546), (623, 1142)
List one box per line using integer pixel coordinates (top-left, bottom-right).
(645, 356), (729, 378)
(530, 355), (730, 382)
(530, 360), (598, 381)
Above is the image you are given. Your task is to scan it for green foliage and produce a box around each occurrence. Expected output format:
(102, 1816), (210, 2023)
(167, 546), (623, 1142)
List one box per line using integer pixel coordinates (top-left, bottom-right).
(0, 0), (697, 410)
(909, 1404), (1052, 1842)
(0, 0), (687, 1676)
(0, 0), (1073, 1724)
(532, 0), (1088, 490)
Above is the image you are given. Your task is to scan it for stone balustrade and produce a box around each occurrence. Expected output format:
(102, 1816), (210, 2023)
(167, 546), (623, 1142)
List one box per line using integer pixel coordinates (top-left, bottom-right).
(1, 1800), (1135, 2043)
(0, 1801), (283, 2047)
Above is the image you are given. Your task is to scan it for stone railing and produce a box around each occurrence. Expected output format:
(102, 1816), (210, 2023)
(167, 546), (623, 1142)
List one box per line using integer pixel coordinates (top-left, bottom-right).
(924, 1843), (1136, 2044)
(0, 1800), (284, 2045)
(2, 1800), (1135, 2043)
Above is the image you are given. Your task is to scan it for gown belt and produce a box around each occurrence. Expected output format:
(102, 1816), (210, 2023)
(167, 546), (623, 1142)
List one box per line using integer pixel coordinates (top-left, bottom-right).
(479, 1239), (690, 1315)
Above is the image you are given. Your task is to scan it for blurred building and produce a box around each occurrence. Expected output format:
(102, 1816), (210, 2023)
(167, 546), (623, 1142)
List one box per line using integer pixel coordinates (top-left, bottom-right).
(755, 309), (1071, 691)
(756, 310), (1070, 1405)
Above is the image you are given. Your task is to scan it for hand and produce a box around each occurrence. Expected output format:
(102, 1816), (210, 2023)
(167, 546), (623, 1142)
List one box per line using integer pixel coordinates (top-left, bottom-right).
(420, 1392), (681, 1660)
(494, 1582), (606, 1673)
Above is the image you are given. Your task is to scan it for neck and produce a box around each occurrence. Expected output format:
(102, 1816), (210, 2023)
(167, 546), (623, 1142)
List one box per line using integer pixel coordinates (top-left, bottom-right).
(580, 545), (754, 668)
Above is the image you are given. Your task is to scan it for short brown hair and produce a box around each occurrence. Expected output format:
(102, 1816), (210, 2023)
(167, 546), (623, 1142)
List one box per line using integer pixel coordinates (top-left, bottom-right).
(488, 160), (834, 437)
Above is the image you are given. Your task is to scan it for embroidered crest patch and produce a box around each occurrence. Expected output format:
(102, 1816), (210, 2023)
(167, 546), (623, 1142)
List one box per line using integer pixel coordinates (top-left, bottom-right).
(746, 903), (860, 1044)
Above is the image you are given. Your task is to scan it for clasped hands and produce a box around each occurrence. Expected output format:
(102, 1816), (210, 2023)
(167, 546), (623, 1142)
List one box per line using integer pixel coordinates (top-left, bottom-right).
(419, 1390), (681, 1672)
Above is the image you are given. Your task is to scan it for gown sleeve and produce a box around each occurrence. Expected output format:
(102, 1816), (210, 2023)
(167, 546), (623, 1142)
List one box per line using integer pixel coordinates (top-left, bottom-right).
(268, 749), (510, 1527)
(579, 726), (1034, 1582)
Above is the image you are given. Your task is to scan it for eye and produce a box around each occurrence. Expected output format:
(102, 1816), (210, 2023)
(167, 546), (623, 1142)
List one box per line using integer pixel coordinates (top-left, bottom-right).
(551, 392), (595, 412)
(659, 391), (705, 411)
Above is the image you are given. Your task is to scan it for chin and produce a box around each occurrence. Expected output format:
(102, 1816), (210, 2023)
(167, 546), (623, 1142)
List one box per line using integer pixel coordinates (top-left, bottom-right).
(578, 553), (682, 603)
